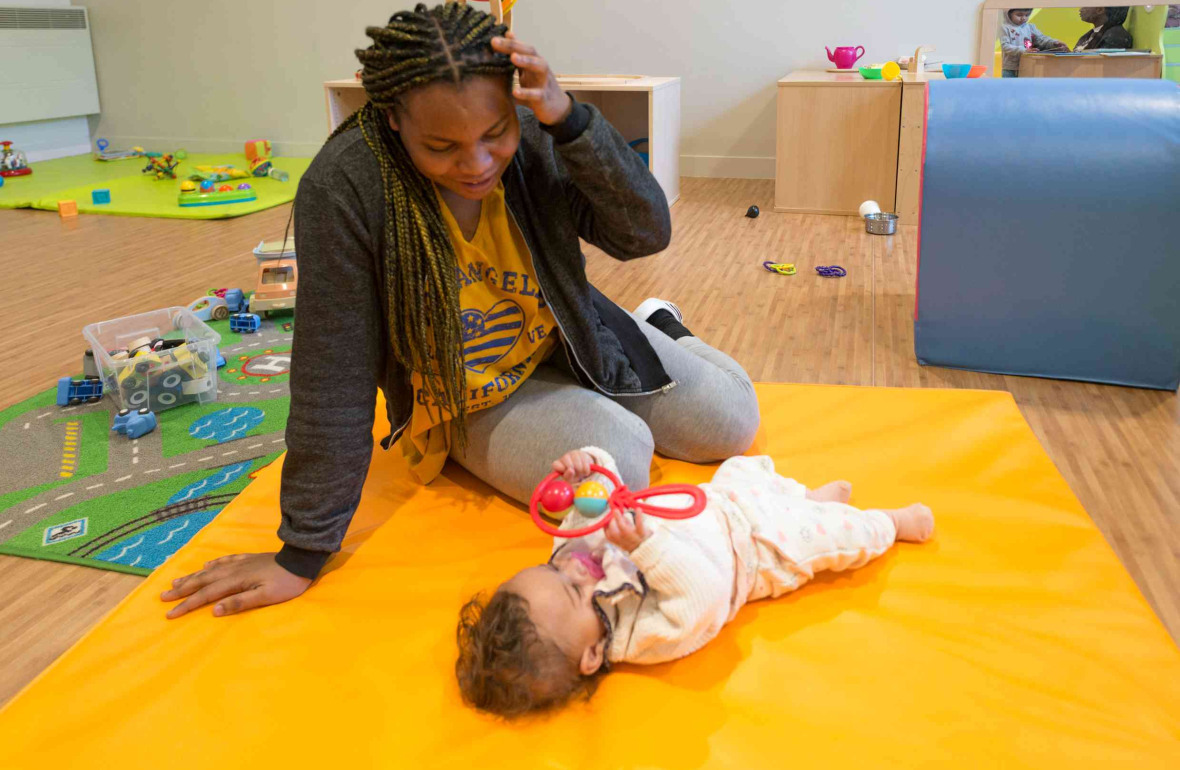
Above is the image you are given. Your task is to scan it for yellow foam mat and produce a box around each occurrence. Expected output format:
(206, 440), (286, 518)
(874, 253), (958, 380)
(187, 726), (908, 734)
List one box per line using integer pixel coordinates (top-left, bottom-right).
(1, 384), (1177, 767)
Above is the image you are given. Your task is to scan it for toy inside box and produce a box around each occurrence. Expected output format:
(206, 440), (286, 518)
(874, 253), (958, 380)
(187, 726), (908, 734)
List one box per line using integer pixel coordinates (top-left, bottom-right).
(82, 308), (221, 412)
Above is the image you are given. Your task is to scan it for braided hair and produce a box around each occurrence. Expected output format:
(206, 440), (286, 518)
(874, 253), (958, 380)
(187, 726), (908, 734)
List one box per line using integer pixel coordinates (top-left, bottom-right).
(328, 3), (514, 445)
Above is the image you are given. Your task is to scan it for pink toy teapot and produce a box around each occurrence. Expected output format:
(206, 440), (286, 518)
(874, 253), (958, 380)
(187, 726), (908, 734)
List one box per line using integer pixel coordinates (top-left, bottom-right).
(826, 45), (866, 70)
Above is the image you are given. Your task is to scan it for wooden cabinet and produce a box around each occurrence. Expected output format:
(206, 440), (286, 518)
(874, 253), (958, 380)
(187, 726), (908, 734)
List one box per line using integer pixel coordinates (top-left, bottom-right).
(324, 75), (681, 205)
(775, 71), (941, 220)
(1019, 52), (1164, 79)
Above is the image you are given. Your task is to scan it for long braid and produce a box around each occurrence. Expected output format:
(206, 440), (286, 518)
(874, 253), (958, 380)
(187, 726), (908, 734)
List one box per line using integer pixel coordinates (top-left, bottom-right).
(327, 3), (513, 447)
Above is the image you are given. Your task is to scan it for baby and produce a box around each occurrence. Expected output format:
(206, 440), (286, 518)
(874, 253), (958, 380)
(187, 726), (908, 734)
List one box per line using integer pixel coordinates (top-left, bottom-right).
(1000, 8), (1069, 77)
(455, 446), (935, 717)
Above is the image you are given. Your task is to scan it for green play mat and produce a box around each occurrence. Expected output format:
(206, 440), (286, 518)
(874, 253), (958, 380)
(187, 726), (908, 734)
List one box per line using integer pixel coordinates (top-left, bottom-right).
(0, 152), (310, 219)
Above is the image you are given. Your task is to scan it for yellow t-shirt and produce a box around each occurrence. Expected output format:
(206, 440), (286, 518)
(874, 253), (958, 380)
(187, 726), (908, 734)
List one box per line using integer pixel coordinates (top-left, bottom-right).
(401, 182), (558, 483)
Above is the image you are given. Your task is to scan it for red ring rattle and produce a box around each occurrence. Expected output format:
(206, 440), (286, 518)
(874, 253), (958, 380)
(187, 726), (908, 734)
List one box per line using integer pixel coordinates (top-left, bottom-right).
(529, 464), (707, 538)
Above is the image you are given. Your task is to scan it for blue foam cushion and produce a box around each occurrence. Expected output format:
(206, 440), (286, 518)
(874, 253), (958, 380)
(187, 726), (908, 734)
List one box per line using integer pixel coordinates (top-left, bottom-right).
(915, 79), (1180, 390)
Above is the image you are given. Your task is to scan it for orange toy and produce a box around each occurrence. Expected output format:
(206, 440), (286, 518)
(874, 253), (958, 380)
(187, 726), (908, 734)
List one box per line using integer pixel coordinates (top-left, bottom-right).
(0, 385), (1177, 767)
(56, 200), (77, 218)
(244, 139), (272, 176)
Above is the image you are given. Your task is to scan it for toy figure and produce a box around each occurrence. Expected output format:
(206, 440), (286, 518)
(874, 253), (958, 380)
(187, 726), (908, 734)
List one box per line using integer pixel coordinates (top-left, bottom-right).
(0, 140), (32, 177)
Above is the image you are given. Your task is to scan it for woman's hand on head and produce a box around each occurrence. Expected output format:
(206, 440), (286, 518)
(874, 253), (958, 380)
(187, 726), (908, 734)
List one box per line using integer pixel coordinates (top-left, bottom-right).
(492, 32), (573, 127)
(160, 553), (311, 619)
(552, 449), (594, 482)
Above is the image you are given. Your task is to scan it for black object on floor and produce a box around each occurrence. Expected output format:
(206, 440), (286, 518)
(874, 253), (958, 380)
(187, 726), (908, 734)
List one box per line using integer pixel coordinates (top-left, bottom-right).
(745, 205), (760, 218)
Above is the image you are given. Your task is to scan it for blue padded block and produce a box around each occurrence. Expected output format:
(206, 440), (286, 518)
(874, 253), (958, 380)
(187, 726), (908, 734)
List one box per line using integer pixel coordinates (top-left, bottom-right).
(915, 79), (1180, 390)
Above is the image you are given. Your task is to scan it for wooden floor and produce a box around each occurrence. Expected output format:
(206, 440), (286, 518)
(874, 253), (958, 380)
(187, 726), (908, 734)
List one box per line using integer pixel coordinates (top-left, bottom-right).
(1, 177), (1176, 706)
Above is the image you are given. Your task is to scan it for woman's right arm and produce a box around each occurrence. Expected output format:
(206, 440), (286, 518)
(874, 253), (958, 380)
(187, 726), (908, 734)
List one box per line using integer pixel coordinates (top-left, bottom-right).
(161, 175), (385, 618)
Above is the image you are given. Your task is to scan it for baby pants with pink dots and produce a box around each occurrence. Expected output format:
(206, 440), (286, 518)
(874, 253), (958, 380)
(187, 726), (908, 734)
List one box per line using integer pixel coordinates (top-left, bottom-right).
(707, 455), (898, 602)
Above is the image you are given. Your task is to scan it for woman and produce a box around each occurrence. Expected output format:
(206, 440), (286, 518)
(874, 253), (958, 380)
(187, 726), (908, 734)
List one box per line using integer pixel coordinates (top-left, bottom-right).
(1074, 7), (1134, 51)
(161, 3), (759, 618)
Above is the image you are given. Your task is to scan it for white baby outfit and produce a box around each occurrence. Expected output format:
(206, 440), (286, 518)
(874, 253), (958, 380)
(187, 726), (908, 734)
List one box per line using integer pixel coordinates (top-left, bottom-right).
(552, 447), (897, 665)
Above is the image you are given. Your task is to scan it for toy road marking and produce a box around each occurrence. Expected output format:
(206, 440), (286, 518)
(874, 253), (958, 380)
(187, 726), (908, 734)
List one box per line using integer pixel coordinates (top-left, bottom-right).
(115, 474), (132, 483)
(59, 420), (80, 478)
(36, 413), (50, 419)
(86, 483), (104, 490)
(54, 492), (74, 501)
(132, 457), (139, 465)
(248, 391), (261, 395)
(222, 450), (238, 457)
(247, 443), (263, 449)
(144, 468), (160, 474)
(168, 463), (187, 469)
(0, 520), (12, 530)
(23, 422), (29, 430)
(25, 503), (46, 514)
(198, 456), (213, 461)
(268, 388), (283, 393)
(271, 438), (284, 444)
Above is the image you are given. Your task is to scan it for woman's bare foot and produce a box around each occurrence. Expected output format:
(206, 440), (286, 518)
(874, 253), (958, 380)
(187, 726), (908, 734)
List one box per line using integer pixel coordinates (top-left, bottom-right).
(807, 481), (852, 504)
(886, 504), (935, 543)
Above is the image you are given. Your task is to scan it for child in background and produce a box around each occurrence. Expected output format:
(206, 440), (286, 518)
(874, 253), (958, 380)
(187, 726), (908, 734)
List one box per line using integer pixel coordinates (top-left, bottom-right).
(1001, 8), (1070, 77)
(455, 446), (935, 718)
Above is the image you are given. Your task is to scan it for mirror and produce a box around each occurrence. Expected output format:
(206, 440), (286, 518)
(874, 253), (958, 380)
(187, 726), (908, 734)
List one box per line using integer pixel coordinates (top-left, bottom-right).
(978, 2), (1173, 78)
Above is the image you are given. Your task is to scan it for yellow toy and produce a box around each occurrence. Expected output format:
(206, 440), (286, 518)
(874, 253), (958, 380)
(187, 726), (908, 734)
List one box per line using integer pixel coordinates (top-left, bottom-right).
(573, 480), (610, 516)
(244, 139), (273, 176)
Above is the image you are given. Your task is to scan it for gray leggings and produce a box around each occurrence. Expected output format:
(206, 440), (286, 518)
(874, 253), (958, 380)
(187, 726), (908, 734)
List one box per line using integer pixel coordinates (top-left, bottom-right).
(450, 313), (761, 504)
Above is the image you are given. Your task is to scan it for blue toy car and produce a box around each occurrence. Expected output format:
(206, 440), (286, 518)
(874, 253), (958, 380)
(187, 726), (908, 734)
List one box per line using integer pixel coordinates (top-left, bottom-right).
(230, 312), (261, 334)
(56, 376), (103, 406)
(224, 288), (249, 314)
(111, 407), (157, 439)
(216, 350), (226, 368)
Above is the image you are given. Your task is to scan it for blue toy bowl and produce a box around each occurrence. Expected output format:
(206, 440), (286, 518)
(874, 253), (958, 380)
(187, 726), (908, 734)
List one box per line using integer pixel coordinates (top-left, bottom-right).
(942, 63), (973, 79)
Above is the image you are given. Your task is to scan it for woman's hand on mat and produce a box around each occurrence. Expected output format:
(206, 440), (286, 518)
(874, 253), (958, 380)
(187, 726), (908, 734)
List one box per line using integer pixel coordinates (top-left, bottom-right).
(604, 511), (648, 552)
(492, 32), (573, 126)
(553, 449), (595, 482)
(160, 553), (311, 619)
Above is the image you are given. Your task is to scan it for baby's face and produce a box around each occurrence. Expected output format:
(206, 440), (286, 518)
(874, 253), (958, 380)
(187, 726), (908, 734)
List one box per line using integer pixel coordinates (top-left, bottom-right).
(1009, 10), (1030, 25)
(503, 547), (605, 672)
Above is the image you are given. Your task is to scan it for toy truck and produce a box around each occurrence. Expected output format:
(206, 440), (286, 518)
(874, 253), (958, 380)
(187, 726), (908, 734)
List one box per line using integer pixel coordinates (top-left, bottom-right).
(230, 313), (262, 334)
(56, 376), (103, 406)
(249, 258), (297, 317)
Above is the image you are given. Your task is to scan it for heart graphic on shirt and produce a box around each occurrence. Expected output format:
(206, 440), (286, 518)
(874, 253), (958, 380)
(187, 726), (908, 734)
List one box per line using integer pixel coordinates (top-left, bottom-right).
(461, 299), (524, 374)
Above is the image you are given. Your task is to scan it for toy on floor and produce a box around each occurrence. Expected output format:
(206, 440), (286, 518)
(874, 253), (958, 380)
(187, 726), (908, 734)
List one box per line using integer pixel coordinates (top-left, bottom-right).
(111, 407), (157, 439)
(816, 265), (847, 277)
(763, 261), (796, 276)
(178, 183), (257, 207)
(530, 463), (706, 538)
(230, 313), (261, 334)
(0, 140), (32, 177)
(57, 200), (78, 218)
(745, 205), (760, 218)
(93, 139), (145, 162)
(250, 258), (297, 317)
(864, 213), (898, 235)
(92, 189), (111, 205)
(245, 139), (274, 177)
(254, 237), (296, 260)
(55, 376), (103, 406)
(142, 153), (180, 180)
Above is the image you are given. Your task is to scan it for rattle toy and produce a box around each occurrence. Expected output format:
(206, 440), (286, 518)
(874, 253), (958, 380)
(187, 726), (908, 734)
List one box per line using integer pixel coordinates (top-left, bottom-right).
(816, 265), (847, 277)
(530, 464), (707, 538)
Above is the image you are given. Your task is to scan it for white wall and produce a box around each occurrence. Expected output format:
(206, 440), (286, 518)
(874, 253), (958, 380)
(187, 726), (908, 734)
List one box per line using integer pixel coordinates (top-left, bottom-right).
(0, 0), (91, 160)
(81, 0), (980, 178)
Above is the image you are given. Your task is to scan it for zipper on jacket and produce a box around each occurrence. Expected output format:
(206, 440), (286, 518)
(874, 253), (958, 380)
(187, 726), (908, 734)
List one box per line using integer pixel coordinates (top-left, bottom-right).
(503, 200), (673, 398)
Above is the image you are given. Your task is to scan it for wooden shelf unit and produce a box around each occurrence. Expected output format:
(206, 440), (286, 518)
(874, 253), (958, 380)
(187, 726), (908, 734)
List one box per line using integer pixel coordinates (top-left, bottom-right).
(324, 75), (681, 205)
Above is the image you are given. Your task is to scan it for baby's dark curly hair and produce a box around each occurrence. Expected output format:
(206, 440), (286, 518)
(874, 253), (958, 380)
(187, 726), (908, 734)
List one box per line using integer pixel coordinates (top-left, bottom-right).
(455, 591), (604, 718)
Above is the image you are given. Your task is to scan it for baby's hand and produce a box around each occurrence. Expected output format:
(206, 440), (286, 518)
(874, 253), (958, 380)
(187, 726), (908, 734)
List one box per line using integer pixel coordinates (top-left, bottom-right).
(552, 449), (594, 483)
(605, 510), (648, 552)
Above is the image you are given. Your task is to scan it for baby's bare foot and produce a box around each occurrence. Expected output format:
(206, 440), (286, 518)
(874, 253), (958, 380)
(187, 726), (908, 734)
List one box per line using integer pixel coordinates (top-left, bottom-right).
(807, 480), (853, 504)
(887, 504), (935, 543)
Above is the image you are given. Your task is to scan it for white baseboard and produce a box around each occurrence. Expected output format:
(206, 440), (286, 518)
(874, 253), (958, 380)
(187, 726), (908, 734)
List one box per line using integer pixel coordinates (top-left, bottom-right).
(680, 154), (775, 179)
(26, 143), (92, 163)
(95, 135), (324, 159)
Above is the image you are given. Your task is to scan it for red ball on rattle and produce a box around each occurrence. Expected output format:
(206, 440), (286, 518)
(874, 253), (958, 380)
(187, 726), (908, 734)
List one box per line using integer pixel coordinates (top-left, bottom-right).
(540, 480), (573, 514)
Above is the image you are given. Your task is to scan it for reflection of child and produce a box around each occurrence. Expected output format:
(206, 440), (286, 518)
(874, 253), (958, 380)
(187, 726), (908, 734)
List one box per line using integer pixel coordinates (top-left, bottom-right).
(455, 446), (935, 717)
(1001, 8), (1068, 78)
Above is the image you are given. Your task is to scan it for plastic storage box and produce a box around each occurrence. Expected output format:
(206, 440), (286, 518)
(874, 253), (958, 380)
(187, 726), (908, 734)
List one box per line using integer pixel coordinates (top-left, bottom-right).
(83, 307), (221, 412)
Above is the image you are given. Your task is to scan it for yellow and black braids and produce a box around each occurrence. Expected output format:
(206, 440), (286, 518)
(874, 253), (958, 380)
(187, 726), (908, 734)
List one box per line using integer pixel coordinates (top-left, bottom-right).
(326, 3), (513, 445)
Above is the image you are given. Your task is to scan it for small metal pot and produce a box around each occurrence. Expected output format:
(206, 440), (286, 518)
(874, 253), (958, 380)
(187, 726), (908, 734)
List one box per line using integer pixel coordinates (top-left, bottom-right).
(865, 212), (899, 235)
